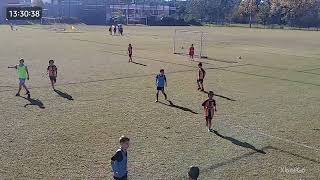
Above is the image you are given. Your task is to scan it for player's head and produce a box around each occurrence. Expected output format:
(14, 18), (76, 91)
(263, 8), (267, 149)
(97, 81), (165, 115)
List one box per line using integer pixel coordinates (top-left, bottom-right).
(129, 43), (132, 47)
(191, 44), (194, 47)
(19, 59), (24, 64)
(49, 60), (54, 65)
(188, 166), (199, 180)
(119, 136), (130, 151)
(198, 62), (202, 68)
(160, 69), (164, 75)
(208, 91), (214, 98)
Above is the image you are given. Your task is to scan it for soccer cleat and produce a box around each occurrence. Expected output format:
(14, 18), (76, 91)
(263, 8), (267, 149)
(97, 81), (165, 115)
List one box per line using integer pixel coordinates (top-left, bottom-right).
(25, 91), (30, 95)
(155, 100), (158, 103)
(208, 128), (211, 132)
(201, 88), (204, 92)
(198, 87), (201, 90)
(27, 93), (31, 99)
(15, 93), (20, 96)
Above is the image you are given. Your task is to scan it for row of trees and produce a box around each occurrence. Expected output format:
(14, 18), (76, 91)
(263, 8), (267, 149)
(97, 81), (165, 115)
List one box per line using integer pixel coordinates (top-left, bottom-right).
(176, 0), (320, 27)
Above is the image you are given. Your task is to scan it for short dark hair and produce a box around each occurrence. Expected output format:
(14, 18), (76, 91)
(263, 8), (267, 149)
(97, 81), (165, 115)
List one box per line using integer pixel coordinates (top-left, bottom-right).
(188, 166), (200, 179)
(49, 60), (54, 63)
(208, 91), (214, 96)
(198, 62), (202, 66)
(119, 136), (130, 144)
(19, 58), (24, 62)
(160, 69), (164, 72)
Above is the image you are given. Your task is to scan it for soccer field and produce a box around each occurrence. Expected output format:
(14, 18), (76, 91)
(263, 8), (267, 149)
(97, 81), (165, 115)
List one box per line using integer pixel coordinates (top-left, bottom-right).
(0, 25), (319, 179)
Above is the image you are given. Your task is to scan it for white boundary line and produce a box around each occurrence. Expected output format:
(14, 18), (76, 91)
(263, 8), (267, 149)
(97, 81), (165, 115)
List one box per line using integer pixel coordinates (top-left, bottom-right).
(219, 117), (320, 152)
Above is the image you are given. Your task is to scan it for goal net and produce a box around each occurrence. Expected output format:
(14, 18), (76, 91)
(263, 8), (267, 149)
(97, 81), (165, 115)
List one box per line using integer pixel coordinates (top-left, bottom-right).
(128, 17), (148, 26)
(173, 29), (208, 59)
(41, 17), (66, 32)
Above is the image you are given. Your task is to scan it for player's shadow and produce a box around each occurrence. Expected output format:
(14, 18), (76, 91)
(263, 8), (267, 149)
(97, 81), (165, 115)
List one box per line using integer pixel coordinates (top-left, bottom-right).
(159, 100), (198, 114)
(211, 130), (266, 154)
(132, 61), (147, 66)
(21, 96), (45, 109)
(203, 90), (236, 101)
(54, 89), (74, 100)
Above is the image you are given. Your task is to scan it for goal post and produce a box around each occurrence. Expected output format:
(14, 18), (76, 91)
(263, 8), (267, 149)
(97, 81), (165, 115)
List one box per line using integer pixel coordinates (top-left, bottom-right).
(41, 17), (66, 32)
(128, 17), (148, 26)
(173, 29), (208, 59)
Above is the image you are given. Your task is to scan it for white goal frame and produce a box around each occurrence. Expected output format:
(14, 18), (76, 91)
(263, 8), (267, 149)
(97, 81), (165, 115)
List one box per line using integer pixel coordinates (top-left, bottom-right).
(41, 17), (66, 32)
(173, 29), (208, 59)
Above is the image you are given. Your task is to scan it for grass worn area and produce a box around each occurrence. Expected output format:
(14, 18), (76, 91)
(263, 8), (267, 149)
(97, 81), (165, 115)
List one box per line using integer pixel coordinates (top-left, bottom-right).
(0, 25), (319, 179)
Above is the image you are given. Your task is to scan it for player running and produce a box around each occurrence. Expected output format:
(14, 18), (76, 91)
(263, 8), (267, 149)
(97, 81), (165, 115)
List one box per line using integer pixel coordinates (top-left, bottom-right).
(202, 91), (217, 132)
(8, 58), (31, 98)
(47, 60), (58, 90)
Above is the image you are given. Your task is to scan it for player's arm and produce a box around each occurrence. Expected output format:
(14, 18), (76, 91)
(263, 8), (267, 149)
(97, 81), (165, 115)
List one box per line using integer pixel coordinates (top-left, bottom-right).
(164, 76), (167, 87)
(8, 65), (17, 69)
(214, 101), (217, 112)
(25, 66), (30, 80)
(202, 100), (207, 107)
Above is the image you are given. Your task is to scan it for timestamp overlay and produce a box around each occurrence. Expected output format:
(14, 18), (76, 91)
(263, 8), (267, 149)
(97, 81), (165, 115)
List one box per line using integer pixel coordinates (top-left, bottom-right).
(6, 7), (42, 20)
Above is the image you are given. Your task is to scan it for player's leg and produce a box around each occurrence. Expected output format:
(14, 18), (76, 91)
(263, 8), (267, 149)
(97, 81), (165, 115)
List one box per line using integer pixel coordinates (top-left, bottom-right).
(205, 117), (209, 128)
(208, 118), (212, 132)
(22, 84), (30, 95)
(156, 90), (160, 102)
(16, 84), (22, 96)
(200, 80), (204, 91)
(197, 80), (201, 90)
(161, 89), (167, 100)
(51, 79), (55, 90)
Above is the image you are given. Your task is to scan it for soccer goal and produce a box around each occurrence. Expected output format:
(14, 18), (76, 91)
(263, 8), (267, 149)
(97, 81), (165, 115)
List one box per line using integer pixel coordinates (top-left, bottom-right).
(41, 17), (66, 32)
(128, 17), (148, 26)
(173, 29), (208, 59)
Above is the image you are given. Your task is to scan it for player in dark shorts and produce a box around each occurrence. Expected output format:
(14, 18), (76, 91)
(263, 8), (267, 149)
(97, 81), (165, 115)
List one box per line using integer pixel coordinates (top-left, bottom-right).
(128, 44), (133, 63)
(47, 60), (58, 90)
(155, 69), (167, 102)
(197, 62), (206, 91)
(202, 91), (217, 132)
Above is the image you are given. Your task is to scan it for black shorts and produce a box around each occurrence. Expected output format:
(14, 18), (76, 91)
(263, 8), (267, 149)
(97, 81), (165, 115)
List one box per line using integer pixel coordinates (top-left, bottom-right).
(49, 76), (56, 82)
(157, 87), (164, 91)
(114, 175), (127, 180)
(206, 111), (213, 121)
(129, 54), (132, 58)
(197, 79), (203, 83)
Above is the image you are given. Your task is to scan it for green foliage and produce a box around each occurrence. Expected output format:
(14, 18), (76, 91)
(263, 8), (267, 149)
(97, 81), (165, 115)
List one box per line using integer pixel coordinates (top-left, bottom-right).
(175, 0), (320, 27)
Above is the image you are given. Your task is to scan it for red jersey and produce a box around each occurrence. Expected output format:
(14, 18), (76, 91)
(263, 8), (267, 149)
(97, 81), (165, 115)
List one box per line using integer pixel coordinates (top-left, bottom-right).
(128, 46), (132, 55)
(202, 99), (216, 117)
(47, 65), (57, 77)
(189, 47), (195, 55)
(198, 68), (206, 80)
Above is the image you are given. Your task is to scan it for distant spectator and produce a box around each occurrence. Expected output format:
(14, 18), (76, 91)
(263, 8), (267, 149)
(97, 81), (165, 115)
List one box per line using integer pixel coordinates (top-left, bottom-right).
(113, 25), (117, 35)
(188, 166), (200, 180)
(119, 25), (123, 36)
(109, 26), (112, 35)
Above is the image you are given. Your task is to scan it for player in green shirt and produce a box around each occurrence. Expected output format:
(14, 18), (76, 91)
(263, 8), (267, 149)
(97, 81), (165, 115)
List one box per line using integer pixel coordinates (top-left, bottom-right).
(8, 59), (31, 98)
